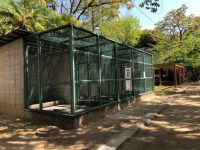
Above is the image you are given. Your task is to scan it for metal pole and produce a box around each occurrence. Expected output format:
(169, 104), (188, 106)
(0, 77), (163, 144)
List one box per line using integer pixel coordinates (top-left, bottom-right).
(23, 38), (28, 109)
(143, 52), (146, 93)
(69, 25), (76, 114)
(131, 48), (134, 96)
(97, 35), (102, 106)
(37, 35), (42, 110)
(152, 55), (154, 91)
(76, 62), (79, 104)
(114, 43), (120, 101)
(87, 52), (91, 104)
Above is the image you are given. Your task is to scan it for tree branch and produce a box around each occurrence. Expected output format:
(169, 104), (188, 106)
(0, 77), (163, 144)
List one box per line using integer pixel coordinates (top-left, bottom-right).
(70, 0), (75, 14)
(76, 0), (96, 20)
(73, 0), (82, 14)
(76, 0), (121, 20)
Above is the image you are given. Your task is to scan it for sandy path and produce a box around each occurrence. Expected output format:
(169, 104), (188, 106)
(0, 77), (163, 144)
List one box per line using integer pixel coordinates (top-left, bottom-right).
(119, 83), (200, 150)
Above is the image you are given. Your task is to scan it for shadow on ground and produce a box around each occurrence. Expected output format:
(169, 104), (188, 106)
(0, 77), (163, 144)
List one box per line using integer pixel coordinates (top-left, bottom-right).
(0, 83), (199, 150)
(0, 98), (156, 150)
(119, 83), (200, 150)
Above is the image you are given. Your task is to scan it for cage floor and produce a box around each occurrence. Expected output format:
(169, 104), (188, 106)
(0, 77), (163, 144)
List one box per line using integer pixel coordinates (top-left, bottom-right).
(42, 104), (89, 113)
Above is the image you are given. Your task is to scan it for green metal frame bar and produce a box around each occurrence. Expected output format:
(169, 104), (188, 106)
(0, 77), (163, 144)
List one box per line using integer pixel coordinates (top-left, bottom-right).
(87, 52), (91, 103)
(97, 35), (102, 106)
(37, 35), (42, 110)
(114, 43), (120, 101)
(143, 52), (146, 93)
(69, 25), (76, 114)
(75, 60), (80, 102)
(131, 48), (135, 96)
(152, 55), (154, 91)
(23, 37), (28, 109)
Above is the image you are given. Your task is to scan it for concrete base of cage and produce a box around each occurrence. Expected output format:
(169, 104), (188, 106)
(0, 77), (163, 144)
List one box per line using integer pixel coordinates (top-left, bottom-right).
(24, 91), (154, 129)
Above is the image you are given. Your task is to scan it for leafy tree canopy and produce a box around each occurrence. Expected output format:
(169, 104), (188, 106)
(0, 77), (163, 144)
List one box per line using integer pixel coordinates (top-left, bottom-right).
(151, 4), (200, 67)
(0, 0), (50, 34)
(0, 0), (80, 34)
(137, 29), (167, 48)
(97, 15), (142, 46)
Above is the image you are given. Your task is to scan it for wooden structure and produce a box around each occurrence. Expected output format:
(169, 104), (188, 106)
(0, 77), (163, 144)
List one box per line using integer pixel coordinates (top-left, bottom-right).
(154, 63), (186, 87)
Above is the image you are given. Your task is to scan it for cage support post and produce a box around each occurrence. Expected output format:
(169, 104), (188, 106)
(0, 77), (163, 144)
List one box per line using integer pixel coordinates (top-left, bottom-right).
(131, 48), (134, 96)
(87, 53), (91, 104)
(69, 25), (76, 114)
(97, 35), (102, 106)
(152, 55), (154, 91)
(114, 43), (120, 101)
(143, 52), (146, 92)
(23, 38), (28, 109)
(37, 35), (42, 110)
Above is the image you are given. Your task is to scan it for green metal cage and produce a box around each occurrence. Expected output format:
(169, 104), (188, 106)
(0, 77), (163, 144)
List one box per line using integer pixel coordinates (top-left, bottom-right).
(24, 24), (153, 115)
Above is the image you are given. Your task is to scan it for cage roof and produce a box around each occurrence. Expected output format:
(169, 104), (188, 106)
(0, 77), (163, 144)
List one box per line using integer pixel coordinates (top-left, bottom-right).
(0, 29), (31, 47)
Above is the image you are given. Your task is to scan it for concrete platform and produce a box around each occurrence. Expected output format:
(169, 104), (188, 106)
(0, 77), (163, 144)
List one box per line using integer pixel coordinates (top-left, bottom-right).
(26, 92), (154, 129)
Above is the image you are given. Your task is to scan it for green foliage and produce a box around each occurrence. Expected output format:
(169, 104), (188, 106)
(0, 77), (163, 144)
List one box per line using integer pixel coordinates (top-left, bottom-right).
(137, 29), (167, 48)
(0, 0), (50, 34)
(47, 13), (80, 29)
(152, 5), (200, 67)
(97, 16), (142, 46)
(43, 0), (159, 30)
(156, 4), (196, 41)
(0, 0), (79, 34)
(139, 0), (160, 12)
(45, 0), (134, 20)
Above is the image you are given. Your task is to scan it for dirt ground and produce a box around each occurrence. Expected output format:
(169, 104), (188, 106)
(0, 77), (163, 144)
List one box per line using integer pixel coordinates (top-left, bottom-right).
(0, 83), (199, 150)
(0, 94), (157, 150)
(119, 82), (200, 150)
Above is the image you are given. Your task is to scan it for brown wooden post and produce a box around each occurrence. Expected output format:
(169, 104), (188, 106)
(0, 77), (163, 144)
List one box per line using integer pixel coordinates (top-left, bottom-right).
(159, 68), (162, 86)
(181, 68), (184, 84)
(153, 67), (155, 86)
(178, 67), (182, 84)
(180, 68), (182, 84)
(174, 64), (177, 87)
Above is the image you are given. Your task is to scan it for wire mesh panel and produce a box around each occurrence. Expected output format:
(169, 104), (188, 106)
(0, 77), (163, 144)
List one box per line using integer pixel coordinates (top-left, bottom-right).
(133, 50), (144, 63)
(145, 64), (153, 77)
(100, 37), (117, 104)
(40, 28), (71, 110)
(25, 26), (72, 112)
(73, 27), (100, 109)
(117, 59), (132, 99)
(145, 78), (153, 92)
(42, 84), (70, 103)
(75, 52), (99, 107)
(144, 53), (153, 92)
(101, 61), (116, 103)
(133, 49), (145, 95)
(134, 78), (145, 94)
(144, 53), (152, 64)
(134, 62), (144, 78)
(25, 36), (39, 107)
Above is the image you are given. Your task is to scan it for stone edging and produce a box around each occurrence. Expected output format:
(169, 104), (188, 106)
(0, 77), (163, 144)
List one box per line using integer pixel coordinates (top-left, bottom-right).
(97, 103), (168, 150)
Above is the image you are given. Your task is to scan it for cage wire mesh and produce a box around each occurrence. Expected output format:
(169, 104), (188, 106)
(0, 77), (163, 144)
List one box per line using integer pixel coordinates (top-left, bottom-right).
(24, 24), (153, 115)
